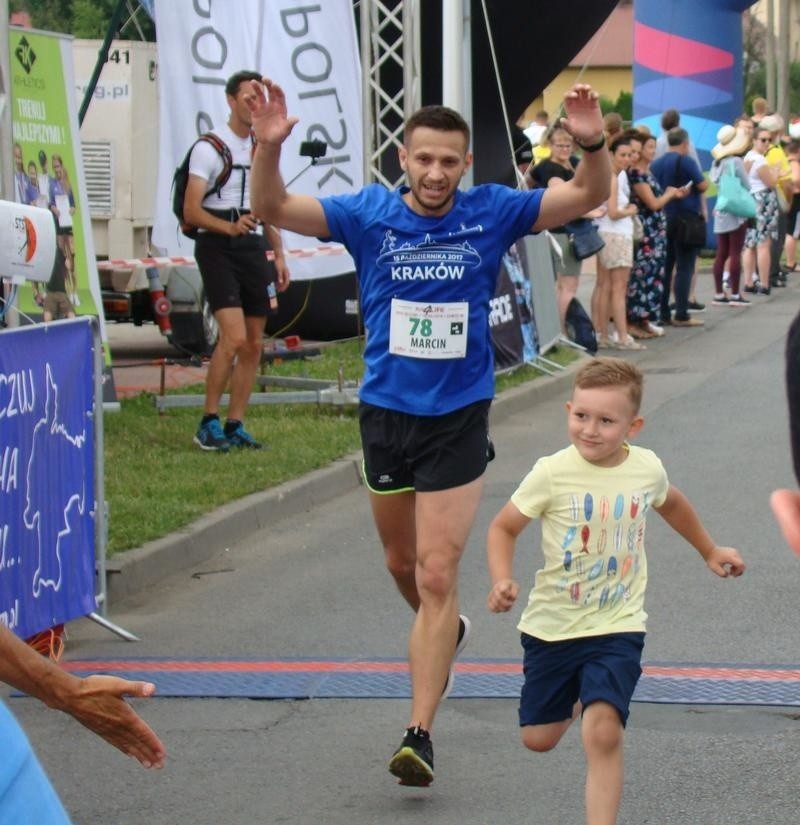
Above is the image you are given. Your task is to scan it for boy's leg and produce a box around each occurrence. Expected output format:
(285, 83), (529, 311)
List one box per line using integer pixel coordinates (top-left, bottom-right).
(582, 701), (624, 825)
(518, 634), (583, 752)
(520, 701), (581, 752)
(578, 632), (643, 825)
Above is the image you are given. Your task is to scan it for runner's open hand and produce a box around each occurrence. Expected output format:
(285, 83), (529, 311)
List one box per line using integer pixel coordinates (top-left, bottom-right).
(247, 78), (299, 147)
(559, 84), (604, 146)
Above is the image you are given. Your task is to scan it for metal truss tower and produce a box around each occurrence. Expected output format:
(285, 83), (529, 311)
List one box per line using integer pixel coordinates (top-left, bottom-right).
(359, 0), (421, 188)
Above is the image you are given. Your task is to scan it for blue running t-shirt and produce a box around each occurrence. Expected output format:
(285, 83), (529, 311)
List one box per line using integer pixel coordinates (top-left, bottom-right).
(320, 184), (544, 415)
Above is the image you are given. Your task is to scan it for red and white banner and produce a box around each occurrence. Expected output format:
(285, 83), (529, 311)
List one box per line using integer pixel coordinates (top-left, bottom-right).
(95, 243), (348, 270)
(152, 1), (362, 280)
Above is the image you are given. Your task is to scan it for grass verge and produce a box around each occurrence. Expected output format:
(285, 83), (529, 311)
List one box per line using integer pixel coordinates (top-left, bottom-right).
(105, 338), (578, 555)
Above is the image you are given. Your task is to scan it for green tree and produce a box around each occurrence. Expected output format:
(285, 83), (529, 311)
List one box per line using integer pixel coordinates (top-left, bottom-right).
(598, 92), (632, 124)
(10, 0), (154, 40)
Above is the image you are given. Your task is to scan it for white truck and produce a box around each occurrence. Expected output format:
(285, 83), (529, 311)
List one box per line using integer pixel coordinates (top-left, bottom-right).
(75, 38), (215, 353)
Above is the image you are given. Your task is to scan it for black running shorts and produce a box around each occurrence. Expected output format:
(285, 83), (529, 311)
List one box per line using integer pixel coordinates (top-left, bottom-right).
(359, 399), (492, 493)
(194, 231), (276, 317)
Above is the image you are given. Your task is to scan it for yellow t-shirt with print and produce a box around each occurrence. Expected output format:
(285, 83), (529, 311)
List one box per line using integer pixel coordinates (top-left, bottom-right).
(512, 443), (669, 642)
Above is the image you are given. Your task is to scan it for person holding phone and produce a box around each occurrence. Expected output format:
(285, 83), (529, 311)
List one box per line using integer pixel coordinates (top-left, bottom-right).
(650, 128), (708, 327)
(626, 131), (684, 340)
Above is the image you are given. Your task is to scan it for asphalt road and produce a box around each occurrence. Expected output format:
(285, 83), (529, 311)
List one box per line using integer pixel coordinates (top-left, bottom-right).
(8, 274), (800, 825)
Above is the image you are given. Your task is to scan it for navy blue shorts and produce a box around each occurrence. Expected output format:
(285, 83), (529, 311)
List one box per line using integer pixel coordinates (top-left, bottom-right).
(518, 631), (645, 728)
(359, 399), (492, 493)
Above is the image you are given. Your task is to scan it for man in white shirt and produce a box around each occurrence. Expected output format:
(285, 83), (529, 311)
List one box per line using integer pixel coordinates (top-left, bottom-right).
(184, 71), (291, 452)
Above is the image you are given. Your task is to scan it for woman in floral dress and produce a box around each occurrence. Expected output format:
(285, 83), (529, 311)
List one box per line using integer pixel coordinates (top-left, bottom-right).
(626, 132), (683, 337)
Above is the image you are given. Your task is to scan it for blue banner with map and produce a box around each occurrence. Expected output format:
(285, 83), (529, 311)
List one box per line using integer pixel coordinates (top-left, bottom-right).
(0, 319), (96, 638)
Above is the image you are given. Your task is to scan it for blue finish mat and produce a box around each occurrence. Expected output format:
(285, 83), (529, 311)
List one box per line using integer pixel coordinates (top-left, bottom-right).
(52, 658), (800, 706)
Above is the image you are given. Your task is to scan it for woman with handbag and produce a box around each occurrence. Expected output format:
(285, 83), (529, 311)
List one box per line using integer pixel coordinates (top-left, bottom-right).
(591, 135), (643, 350)
(527, 125), (603, 333)
(742, 127), (781, 296)
(708, 125), (753, 306)
(626, 132), (684, 338)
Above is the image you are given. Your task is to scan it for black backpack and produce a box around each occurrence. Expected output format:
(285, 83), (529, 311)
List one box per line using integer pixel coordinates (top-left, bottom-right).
(564, 297), (598, 355)
(171, 133), (233, 238)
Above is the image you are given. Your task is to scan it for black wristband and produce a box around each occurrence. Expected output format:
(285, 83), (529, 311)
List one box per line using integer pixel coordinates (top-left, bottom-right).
(576, 135), (606, 153)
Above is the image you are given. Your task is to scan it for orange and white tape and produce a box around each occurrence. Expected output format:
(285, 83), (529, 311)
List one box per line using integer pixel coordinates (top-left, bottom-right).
(96, 244), (348, 271)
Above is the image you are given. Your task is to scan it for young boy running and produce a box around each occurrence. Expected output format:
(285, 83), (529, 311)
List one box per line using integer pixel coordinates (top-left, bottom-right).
(486, 357), (745, 825)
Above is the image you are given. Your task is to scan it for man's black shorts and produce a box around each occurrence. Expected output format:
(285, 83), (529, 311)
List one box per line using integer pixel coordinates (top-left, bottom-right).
(194, 232), (276, 317)
(359, 399), (492, 493)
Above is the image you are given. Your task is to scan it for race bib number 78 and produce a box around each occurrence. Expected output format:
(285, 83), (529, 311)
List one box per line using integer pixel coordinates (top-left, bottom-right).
(388, 298), (469, 359)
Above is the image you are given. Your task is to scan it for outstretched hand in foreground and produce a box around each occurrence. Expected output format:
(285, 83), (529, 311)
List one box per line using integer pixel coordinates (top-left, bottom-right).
(247, 77), (299, 147)
(559, 84), (605, 146)
(61, 674), (166, 769)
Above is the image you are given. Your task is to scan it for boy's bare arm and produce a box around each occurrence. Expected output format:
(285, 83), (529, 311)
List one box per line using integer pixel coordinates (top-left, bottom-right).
(486, 502), (530, 612)
(654, 485), (746, 577)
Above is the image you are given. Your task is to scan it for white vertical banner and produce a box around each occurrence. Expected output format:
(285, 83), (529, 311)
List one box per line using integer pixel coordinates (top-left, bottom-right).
(152, 1), (362, 280)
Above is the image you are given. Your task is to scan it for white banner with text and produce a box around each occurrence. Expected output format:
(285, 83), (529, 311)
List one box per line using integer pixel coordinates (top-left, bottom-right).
(152, 1), (362, 280)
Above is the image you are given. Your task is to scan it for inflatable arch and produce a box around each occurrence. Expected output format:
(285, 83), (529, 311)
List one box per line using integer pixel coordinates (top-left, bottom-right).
(633, 0), (757, 169)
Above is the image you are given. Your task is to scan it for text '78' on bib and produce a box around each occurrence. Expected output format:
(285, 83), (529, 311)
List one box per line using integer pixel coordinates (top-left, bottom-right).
(388, 298), (469, 359)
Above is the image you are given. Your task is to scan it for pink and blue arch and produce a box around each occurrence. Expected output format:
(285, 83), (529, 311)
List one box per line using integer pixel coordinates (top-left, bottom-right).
(633, 0), (756, 167)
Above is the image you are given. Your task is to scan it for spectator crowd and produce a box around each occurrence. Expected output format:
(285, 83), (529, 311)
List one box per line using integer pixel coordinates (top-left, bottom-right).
(517, 100), (800, 350)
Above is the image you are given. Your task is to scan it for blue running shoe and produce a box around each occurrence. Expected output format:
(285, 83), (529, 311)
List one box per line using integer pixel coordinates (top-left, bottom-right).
(193, 418), (230, 452)
(225, 423), (263, 449)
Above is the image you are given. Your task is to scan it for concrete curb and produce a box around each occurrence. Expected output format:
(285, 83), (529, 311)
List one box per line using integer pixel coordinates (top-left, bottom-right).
(106, 357), (584, 601)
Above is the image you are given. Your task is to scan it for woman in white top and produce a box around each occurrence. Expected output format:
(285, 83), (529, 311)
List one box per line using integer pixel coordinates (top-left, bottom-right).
(590, 135), (641, 349)
(742, 128), (780, 294)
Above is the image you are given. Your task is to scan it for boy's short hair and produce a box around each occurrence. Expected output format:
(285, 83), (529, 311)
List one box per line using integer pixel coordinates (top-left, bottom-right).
(404, 105), (471, 147)
(573, 357), (643, 413)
